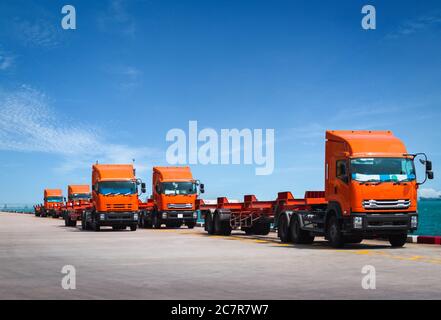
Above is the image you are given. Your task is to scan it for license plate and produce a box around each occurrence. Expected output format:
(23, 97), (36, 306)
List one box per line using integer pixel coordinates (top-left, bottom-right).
(178, 213), (183, 218)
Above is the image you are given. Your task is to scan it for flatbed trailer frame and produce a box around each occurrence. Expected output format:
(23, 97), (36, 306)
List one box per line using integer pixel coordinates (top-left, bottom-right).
(197, 191), (327, 238)
(62, 200), (92, 227)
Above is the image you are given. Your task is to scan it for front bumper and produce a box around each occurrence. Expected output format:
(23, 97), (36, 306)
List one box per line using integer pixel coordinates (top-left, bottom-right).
(159, 210), (197, 221)
(96, 211), (138, 226)
(342, 212), (418, 235)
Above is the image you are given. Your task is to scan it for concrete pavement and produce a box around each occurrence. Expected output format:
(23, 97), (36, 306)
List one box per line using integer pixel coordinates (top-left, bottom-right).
(1, 212), (440, 299)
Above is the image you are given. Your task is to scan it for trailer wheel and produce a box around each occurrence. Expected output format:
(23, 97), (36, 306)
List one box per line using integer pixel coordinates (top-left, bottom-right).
(214, 213), (231, 236)
(290, 214), (314, 244)
(205, 213), (215, 235)
(328, 216), (345, 248)
(71, 219), (77, 227)
(252, 221), (271, 235)
(389, 234), (407, 247)
(130, 225), (137, 231)
(278, 214), (291, 243)
(92, 219), (100, 232)
(64, 216), (69, 227)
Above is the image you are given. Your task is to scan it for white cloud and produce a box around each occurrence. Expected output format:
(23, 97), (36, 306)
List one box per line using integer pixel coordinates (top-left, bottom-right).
(0, 85), (161, 173)
(387, 14), (441, 39)
(13, 19), (60, 48)
(419, 188), (441, 199)
(0, 51), (14, 70)
(98, 0), (137, 37)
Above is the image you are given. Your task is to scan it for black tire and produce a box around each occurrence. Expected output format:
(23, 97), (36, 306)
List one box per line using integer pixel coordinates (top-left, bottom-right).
(242, 227), (253, 235)
(92, 219), (100, 232)
(186, 221), (195, 229)
(278, 214), (291, 243)
(389, 234), (407, 247)
(81, 215), (87, 230)
(205, 213), (215, 235)
(290, 214), (315, 244)
(214, 213), (231, 236)
(253, 221), (271, 236)
(64, 216), (69, 227)
(130, 225), (137, 231)
(152, 214), (162, 229)
(71, 219), (77, 227)
(327, 215), (345, 248)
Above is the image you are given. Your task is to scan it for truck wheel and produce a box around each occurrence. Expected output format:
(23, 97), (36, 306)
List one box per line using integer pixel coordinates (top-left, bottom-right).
(389, 234), (407, 247)
(205, 213), (215, 235)
(252, 221), (271, 235)
(186, 222), (195, 229)
(278, 214), (291, 243)
(152, 215), (161, 229)
(130, 225), (137, 231)
(71, 219), (77, 227)
(290, 214), (314, 244)
(92, 220), (100, 232)
(327, 216), (345, 248)
(81, 217), (87, 230)
(64, 217), (69, 227)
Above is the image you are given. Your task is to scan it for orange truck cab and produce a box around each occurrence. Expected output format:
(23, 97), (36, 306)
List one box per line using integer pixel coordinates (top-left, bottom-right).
(81, 164), (145, 231)
(63, 185), (91, 227)
(139, 166), (204, 229)
(42, 189), (64, 218)
(276, 130), (434, 248)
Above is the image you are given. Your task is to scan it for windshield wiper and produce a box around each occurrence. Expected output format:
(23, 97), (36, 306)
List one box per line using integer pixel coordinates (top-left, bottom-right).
(359, 179), (382, 185)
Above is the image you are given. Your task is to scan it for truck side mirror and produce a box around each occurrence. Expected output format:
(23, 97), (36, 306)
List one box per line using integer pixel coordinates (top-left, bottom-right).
(427, 171), (434, 180)
(141, 182), (146, 194)
(200, 183), (205, 194)
(426, 160), (432, 171)
(63, 197), (67, 202)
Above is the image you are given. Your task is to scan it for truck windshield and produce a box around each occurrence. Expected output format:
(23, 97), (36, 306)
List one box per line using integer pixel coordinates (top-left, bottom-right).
(46, 196), (63, 203)
(98, 181), (137, 195)
(350, 158), (416, 182)
(161, 182), (197, 195)
(70, 193), (91, 200)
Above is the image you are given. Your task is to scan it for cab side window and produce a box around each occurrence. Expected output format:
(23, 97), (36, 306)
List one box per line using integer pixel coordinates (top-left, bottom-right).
(336, 160), (348, 183)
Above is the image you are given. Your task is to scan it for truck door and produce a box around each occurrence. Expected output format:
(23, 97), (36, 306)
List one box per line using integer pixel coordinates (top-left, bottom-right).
(334, 159), (351, 216)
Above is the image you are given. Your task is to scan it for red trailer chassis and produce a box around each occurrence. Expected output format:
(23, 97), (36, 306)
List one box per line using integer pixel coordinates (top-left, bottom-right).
(62, 200), (92, 227)
(197, 191), (326, 237)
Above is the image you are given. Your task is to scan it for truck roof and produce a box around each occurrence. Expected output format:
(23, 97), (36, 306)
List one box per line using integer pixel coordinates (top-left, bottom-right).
(326, 130), (407, 157)
(153, 166), (193, 181)
(92, 164), (135, 182)
(68, 185), (90, 195)
(44, 189), (62, 197)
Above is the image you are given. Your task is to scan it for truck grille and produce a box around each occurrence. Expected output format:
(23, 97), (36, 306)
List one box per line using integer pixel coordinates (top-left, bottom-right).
(168, 203), (192, 209)
(362, 199), (411, 210)
(106, 204), (133, 211)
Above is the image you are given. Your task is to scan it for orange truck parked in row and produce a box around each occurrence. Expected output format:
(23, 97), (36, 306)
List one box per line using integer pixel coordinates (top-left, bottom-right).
(34, 189), (65, 218)
(81, 164), (146, 231)
(138, 166), (204, 229)
(200, 131), (434, 248)
(62, 185), (91, 227)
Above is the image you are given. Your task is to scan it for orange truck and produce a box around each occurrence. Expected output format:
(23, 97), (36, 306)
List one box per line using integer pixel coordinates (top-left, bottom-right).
(62, 185), (91, 227)
(81, 164), (146, 231)
(138, 166), (204, 229)
(35, 189), (64, 218)
(200, 130), (434, 248)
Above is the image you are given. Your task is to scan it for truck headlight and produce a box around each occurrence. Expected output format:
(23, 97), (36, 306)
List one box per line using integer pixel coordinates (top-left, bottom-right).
(100, 213), (105, 220)
(353, 216), (363, 229)
(411, 216), (418, 228)
(162, 213), (167, 219)
(133, 213), (139, 221)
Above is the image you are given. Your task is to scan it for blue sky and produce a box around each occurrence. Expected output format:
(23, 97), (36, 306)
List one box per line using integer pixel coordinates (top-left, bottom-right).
(1, 0), (441, 204)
